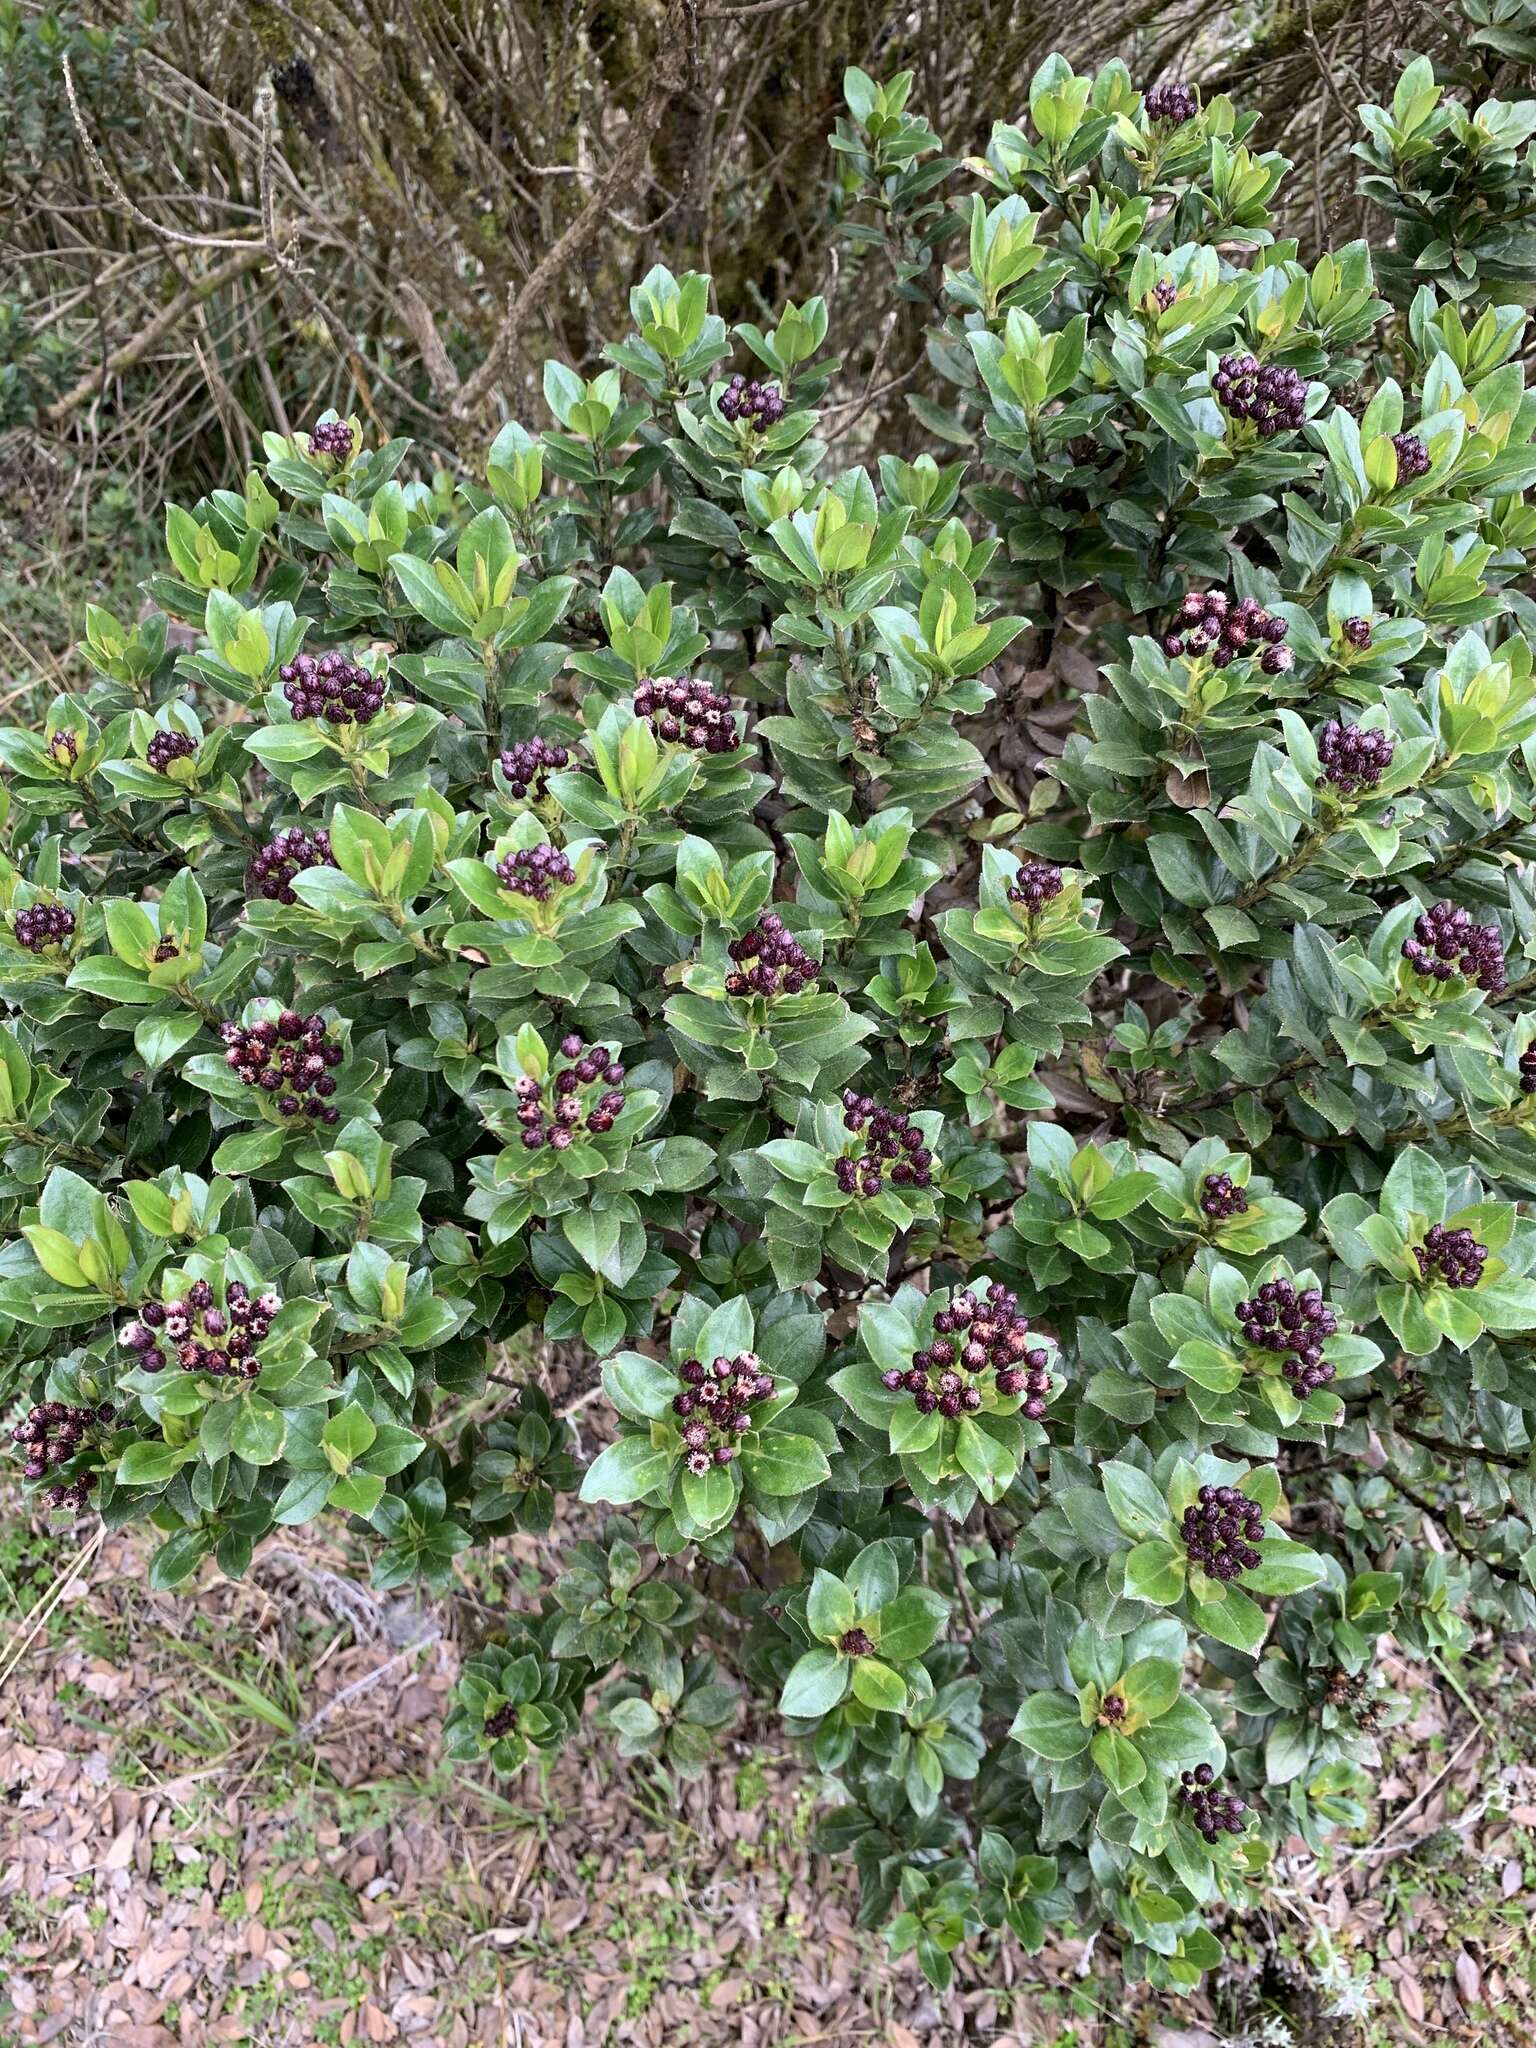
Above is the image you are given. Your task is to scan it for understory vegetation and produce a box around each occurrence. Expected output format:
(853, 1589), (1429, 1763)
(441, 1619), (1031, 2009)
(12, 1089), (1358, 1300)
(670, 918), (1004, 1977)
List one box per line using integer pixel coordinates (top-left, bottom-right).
(5, 6), (1536, 2007)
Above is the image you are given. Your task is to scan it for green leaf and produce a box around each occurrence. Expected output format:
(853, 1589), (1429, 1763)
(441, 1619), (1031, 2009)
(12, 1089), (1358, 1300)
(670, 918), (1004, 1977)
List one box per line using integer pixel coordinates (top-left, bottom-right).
(844, 1540), (901, 1616)
(1242, 1539), (1325, 1597)
(1101, 1460), (1171, 1541)
(806, 1569), (857, 1641)
(849, 1656), (908, 1713)
(231, 1395), (286, 1466)
(954, 1416), (1017, 1499)
(1009, 1691), (1092, 1759)
(1091, 1726), (1146, 1793)
(134, 1011), (204, 1070)
(1124, 1539), (1187, 1605)
(742, 1431), (830, 1496)
(1118, 1656), (1182, 1722)
(579, 1434), (675, 1505)
(691, 1294), (755, 1366)
(1191, 1586), (1269, 1655)
(116, 1439), (195, 1486)
(875, 1585), (949, 1662)
(322, 1401), (378, 1475)
(780, 1647), (850, 1718)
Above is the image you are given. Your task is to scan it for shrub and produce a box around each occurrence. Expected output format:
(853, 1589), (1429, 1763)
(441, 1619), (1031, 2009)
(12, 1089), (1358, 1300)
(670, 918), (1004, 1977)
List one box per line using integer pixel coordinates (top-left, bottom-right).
(4, 50), (1536, 1994)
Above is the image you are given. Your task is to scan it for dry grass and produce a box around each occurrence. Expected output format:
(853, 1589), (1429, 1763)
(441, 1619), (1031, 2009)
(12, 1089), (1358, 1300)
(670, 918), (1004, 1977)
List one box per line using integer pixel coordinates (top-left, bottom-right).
(4, 1495), (1536, 2047)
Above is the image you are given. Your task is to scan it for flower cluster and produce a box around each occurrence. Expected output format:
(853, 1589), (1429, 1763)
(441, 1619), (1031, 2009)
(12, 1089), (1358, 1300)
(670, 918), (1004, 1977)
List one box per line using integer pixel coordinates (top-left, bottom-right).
(1414, 1224), (1488, 1290)
(495, 844), (576, 901)
(1401, 900), (1506, 994)
(672, 1351), (776, 1472)
(152, 937), (179, 964)
(1008, 859), (1064, 914)
(717, 374), (786, 428)
(1391, 431), (1430, 483)
(280, 650), (386, 726)
(147, 730), (197, 773)
(1341, 615), (1373, 651)
(1200, 1172), (1248, 1220)
(515, 1032), (626, 1153)
(836, 1093), (935, 1196)
(724, 914), (820, 999)
(879, 1284), (1052, 1419)
(220, 1009), (344, 1123)
(12, 1401), (111, 1500)
(308, 419), (354, 460)
(1212, 353), (1307, 435)
(1151, 277), (1178, 313)
(632, 676), (738, 754)
(48, 731), (79, 769)
(1178, 1765), (1249, 1842)
(1144, 81), (1197, 123)
(839, 1627), (876, 1658)
(1519, 1047), (1536, 1096)
(497, 737), (570, 802)
(245, 825), (337, 904)
(1236, 1279), (1339, 1396)
(1316, 718), (1394, 796)
(11, 904), (74, 953)
(1163, 590), (1293, 673)
(1181, 1484), (1264, 1580)
(120, 1278), (281, 1379)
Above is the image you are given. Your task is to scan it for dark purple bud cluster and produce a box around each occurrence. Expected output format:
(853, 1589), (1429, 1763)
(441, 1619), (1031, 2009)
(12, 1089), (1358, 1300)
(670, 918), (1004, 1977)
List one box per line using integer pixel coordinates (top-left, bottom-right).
(632, 676), (738, 754)
(1144, 81), (1197, 124)
(1402, 901), (1506, 995)
(1317, 719), (1394, 796)
(717, 374), (786, 428)
(1181, 1484), (1264, 1581)
(724, 913), (820, 999)
(1008, 859), (1064, 915)
(11, 904), (75, 953)
(515, 1030), (627, 1153)
(1413, 1223), (1488, 1290)
(220, 1009), (344, 1124)
(484, 1702), (521, 1740)
(836, 1091), (934, 1196)
(48, 731), (79, 769)
(12, 1402), (112, 1505)
(839, 1627), (877, 1659)
(1213, 354), (1306, 435)
(1099, 1691), (1127, 1725)
(308, 419), (355, 460)
(1178, 1765), (1248, 1842)
(1200, 1173), (1248, 1220)
(280, 650), (386, 726)
(495, 843), (576, 902)
(878, 1283), (1052, 1420)
(1236, 1279), (1338, 1397)
(246, 825), (337, 904)
(1152, 278), (1178, 313)
(1519, 1047), (1536, 1096)
(672, 1350), (776, 1472)
(1163, 590), (1293, 673)
(152, 938), (179, 964)
(1390, 432), (1430, 484)
(119, 1278), (282, 1380)
(147, 731), (197, 773)
(1341, 616), (1373, 651)
(497, 737), (570, 802)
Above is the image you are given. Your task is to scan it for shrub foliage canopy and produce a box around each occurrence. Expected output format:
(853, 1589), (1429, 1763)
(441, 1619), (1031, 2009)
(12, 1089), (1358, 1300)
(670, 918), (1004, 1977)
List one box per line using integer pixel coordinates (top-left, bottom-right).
(5, 50), (1536, 1989)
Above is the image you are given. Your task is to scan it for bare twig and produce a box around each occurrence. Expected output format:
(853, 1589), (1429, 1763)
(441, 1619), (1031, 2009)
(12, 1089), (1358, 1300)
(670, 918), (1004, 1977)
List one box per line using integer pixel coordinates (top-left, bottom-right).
(450, 1), (695, 421)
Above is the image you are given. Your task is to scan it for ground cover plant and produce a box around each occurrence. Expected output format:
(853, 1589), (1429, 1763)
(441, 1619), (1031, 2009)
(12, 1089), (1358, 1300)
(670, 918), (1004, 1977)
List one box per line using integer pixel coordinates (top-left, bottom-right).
(4, 45), (1536, 1999)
